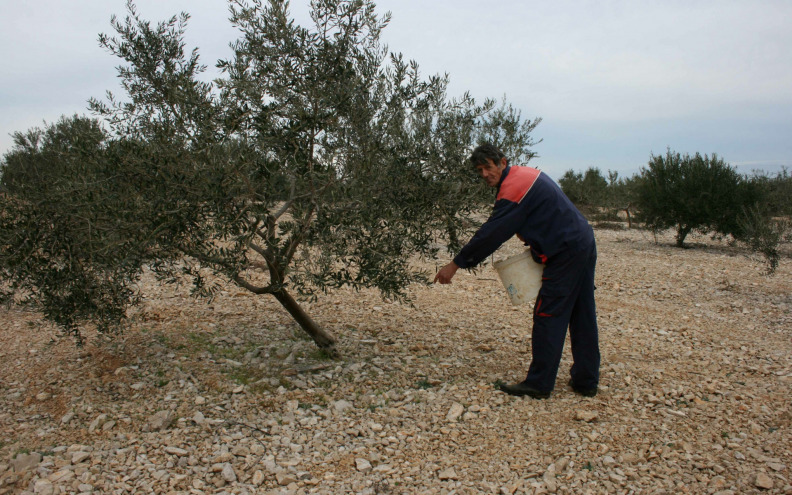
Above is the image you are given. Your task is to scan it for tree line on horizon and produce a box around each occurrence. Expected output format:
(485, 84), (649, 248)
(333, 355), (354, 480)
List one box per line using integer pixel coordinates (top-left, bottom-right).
(558, 154), (791, 272)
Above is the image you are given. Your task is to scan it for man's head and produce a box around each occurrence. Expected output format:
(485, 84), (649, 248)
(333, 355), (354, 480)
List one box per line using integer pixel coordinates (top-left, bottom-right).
(470, 144), (508, 187)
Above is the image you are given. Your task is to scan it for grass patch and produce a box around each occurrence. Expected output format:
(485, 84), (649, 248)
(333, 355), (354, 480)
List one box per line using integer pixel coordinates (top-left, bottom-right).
(415, 378), (432, 390)
(185, 331), (250, 361)
(308, 347), (339, 361)
(227, 367), (260, 386)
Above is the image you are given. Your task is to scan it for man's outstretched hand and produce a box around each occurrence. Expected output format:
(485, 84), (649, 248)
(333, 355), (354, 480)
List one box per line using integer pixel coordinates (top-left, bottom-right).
(433, 261), (459, 284)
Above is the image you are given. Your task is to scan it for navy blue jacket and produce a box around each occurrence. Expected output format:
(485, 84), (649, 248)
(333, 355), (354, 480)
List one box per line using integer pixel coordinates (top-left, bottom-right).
(453, 166), (594, 269)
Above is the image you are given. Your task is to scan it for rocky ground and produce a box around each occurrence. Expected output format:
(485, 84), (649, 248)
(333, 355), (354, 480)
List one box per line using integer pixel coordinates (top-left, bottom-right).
(0, 226), (790, 495)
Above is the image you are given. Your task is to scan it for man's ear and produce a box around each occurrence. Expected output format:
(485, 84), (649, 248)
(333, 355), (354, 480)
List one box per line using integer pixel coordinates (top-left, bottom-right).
(499, 157), (508, 168)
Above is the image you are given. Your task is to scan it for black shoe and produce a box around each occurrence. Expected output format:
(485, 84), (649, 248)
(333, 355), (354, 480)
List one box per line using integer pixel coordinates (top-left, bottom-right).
(497, 381), (551, 399)
(568, 379), (597, 397)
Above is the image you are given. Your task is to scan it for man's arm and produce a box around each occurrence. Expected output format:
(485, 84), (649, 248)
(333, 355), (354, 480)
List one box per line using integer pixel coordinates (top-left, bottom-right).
(452, 199), (522, 269)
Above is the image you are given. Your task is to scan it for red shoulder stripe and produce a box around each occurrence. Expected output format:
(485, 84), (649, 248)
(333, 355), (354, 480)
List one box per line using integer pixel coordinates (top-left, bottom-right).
(496, 166), (541, 203)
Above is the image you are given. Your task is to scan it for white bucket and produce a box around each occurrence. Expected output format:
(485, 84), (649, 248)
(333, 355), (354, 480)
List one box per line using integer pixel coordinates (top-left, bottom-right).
(493, 251), (544, 305)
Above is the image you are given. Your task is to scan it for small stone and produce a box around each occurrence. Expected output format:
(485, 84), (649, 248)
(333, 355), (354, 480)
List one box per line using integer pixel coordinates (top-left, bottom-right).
(48, 469), (76, 483)
(333, 400), (353, 413)
(60, 412), (75, 424)
(544, 476), (558, 493)
(148, 410), (175, 430)
(622, 453), (640, 464)
(165, 447), (188, 456)
(709, 475), (727, 491)
(71, 452), (91, 464)
(446, 403), (464, 422)
(33, 478), (54, 495)
(501, 480), (523, 494)
(262, 459), (280, 474)
(88, 414), (107, 432)
(574, 410), (598, 422)
(11, 452), (42, 472)
(214, 452), (234, 463)
(276, 472), (297, 485)
(554, 457), (570, 472)
(438, 468), (458, 480)
(755, 472), (773, 489)
(221, 463), (237, 482)
(251, 470), (265, 486)
(543, 465), (558, 493)
(195, 396), (206, 405)
(355, 458), (372, 473)
(130, 382), (146, 391)
(609, 472), (625, 483)
(193, 411), (206, 424)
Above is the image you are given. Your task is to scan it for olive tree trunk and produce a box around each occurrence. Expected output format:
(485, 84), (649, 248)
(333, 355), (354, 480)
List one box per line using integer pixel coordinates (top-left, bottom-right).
(272, 289), (337, 355)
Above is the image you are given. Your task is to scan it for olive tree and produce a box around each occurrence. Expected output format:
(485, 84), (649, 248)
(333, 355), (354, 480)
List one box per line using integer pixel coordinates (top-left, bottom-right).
(0, 0), (540, 352)
(635, 149), (757, 247)
(558, 167), (609, 207)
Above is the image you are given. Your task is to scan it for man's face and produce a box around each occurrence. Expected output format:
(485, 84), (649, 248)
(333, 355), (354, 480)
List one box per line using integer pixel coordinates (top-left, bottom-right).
(476, 158), (507, 187)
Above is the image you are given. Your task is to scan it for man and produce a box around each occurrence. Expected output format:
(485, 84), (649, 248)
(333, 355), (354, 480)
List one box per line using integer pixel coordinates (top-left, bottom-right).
(434, 144), (600, 399)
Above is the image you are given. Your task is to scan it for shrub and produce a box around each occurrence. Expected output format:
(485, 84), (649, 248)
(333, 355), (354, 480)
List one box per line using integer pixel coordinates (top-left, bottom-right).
(737, 204), (788, 274)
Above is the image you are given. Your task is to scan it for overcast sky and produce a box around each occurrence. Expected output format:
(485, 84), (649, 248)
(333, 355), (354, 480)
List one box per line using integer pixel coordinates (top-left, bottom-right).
(2, 0), (791, 180)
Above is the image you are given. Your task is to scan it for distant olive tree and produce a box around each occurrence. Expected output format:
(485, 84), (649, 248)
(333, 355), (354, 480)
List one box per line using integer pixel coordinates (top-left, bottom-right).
(635, 149), (758, 247)
(604, 171), (641, 227)
(0, 0), (540, 351)
(558, 167), (640, 225)
(559, 168), (603, 207)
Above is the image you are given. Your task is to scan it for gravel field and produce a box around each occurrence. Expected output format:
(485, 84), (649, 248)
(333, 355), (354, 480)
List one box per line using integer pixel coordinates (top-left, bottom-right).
(1, 226), (790, 494)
